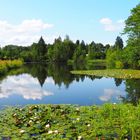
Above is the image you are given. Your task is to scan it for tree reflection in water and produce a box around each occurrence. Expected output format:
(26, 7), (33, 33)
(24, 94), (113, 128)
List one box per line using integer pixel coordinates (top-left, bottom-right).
(120, 79), (140, 105)
(1, 63), (140, 105)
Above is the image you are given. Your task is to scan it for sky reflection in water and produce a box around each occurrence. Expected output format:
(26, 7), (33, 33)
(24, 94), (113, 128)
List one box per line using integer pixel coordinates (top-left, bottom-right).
(0, 71), (127, 108)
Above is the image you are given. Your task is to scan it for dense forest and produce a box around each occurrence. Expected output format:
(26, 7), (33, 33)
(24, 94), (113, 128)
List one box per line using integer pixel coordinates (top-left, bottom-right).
(0, 3), (140, 69)
(0, 35), (112, 63)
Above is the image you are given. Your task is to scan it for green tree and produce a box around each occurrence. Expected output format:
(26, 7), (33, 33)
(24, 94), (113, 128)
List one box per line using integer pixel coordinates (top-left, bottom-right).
(123, 46), (140, 68)
(123, 3), (140, 68)
(95, 43), (105, 59)
(114, 36), (123, 50)
(47, 36), (75, 62)
(88, 41), (96, 60)
(106, 49), (124, 69)
(120, 79), (140, 105)
(37, 36), (47, 60)
(31, 37), (47, 61)
(124, 3), (140, 45)
(72, 45), (86, 63)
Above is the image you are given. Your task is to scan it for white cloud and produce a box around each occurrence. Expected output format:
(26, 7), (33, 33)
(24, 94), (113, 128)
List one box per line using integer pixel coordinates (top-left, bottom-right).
(100, 18), (124, 32)
(16, 19), (53, 33)
(100, 18), (112, 25)
(0, 74), (53, 100)
(99, 88), (123, 102)
(0, 19), (54, 46)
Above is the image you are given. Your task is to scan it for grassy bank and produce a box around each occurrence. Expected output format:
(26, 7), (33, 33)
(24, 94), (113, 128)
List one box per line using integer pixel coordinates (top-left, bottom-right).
(0, 60), (23, 75)
(0, 104), (140, 139)
(71, 69), (140, 79)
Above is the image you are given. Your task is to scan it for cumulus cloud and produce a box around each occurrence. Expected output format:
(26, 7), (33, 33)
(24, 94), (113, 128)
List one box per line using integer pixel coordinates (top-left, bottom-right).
(100, 18), (124, 32)
(0, 74), (54, 100)
(99, 88), (123, 102)
(0, 19), (54, 46)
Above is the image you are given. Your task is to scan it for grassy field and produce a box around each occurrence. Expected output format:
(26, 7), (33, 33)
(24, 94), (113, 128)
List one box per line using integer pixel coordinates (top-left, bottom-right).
(0, 104), (140, 139)
(0, 60), (23, 75)
(71, 69), (140, 79)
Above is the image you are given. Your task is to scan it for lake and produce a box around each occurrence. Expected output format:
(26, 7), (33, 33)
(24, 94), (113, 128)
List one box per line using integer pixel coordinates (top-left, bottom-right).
(0, 63), (139, 109)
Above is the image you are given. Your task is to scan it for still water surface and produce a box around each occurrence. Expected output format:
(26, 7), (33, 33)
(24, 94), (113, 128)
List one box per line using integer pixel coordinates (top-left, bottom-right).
(0, 63), (139, 108)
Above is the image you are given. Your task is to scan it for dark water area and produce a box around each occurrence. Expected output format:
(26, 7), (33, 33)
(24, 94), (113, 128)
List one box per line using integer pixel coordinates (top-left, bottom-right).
(0, 63), (140, 109)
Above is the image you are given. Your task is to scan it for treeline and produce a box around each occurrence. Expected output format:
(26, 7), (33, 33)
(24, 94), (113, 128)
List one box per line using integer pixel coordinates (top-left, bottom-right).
(107, 3), (140, 69)
(0, 36), (112, 63)
(0, 35), (128, 68)
(0, 35), (125, 68)
(0, 3), (140, 69)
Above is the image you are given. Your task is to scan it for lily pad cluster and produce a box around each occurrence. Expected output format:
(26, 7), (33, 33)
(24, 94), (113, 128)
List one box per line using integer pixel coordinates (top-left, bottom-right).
(0, 104), (140, 139)
(71, 69), (140, 79)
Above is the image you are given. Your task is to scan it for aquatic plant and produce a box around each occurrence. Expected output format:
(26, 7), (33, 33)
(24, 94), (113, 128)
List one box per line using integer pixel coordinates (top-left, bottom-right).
(0, 104), (140, 139)
(71, 69), (140, 79)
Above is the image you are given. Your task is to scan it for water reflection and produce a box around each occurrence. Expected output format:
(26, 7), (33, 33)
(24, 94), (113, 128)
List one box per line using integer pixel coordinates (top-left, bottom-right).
(99, 88), (123, 102)
(0, 74), (53, 100)
(21, 63), (76, 88)
(120, 79), (140, 105)
(114, 78), (123, 87)
(0, 63), (140, 106)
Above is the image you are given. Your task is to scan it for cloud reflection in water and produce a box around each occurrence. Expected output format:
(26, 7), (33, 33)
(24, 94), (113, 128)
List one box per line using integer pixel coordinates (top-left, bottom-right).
(99, 88), (124, 102)
(0, 74), (53, 100)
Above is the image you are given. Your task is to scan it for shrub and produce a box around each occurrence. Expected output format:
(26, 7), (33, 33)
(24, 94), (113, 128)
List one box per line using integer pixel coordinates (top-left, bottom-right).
(0, 60), (23, 75)
(115, 61), (124, 69)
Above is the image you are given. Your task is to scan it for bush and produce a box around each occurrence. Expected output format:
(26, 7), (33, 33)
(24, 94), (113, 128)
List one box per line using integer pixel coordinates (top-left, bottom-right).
(106, 49), (125, 69)
(0, 60), (23, 75)
(115, 61), (124, 69)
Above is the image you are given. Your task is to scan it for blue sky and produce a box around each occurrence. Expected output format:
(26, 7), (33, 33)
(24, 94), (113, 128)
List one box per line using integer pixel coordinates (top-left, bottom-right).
(0, 0), (139, 46)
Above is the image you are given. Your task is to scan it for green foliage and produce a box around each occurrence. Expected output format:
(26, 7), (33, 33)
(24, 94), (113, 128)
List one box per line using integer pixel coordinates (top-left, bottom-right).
(114, 36), (124, 50)
(0, 60), (23, 75)
(31, 37), (47, 62)
(0, 104), (140, 139)
(115, 61), (124, 69)
(87, 41), (96, 60)
(106, 46), (127, 69)
(106, 3), (140, 69)
(20, 51), (33, 62)
(138, 60), (140, 67)
(0, 64), (7, 74)
(123, 46), (140, 68)
(87, 42), (108, 60)
(0, 36), (110, 64)
(1, 45), (24, 59)
(72, 45), (86, 64)
(124, 3), (140, 40)
(121, 3), (140, 68)
(106, 35), (126, 69)
(47, 36), (75, 62)
(71, 69), (140, 79)
(123, 79), (140, 105)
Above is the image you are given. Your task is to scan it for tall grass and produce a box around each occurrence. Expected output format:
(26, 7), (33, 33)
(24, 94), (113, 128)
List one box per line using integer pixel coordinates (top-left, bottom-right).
(0, 60), (23, 74)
